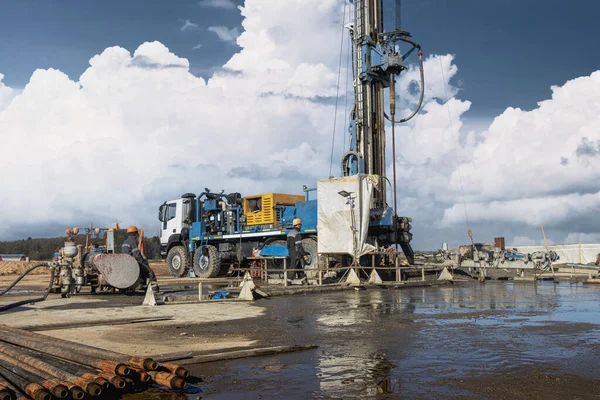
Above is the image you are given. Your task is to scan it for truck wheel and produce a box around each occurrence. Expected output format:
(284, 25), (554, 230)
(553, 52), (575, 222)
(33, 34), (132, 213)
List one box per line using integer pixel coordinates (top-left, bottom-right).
(302, 237), (321, 278)
(166, 246), (189, 277)
(193, 245), (221, 278)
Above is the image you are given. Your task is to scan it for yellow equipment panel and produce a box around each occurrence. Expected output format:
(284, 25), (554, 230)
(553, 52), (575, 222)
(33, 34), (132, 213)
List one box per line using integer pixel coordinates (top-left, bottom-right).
(244, 193), (305, 227)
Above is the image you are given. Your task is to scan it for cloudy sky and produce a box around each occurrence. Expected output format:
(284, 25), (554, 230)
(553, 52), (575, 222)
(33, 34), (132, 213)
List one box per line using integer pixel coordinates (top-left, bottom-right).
(0, 0), (599, 250)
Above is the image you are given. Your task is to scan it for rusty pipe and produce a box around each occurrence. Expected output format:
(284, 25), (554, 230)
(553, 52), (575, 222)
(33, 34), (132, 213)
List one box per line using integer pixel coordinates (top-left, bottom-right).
(158, 362), (189, 378)
(0, 374), (19, 400)
(0, 384), (13, 400)
(40, 380), (68, 399)
(0, 331), (130, 375)
(96, 371), (126, 389)
(80, 374), (110, 389)
(0, 342), (102, 396)
(0, 366), (51, 400)
(0, 355), (68, 399)
(131, 368), (151, 383)
(60, 381), (85, 400)
(19, 345), (130, 382)
(0, 325), (157, 370)
(0, 349), (98, 400)
(120, 376), (135, 389)
(15, 348), (111, 389)
(147, 371), (186, 390)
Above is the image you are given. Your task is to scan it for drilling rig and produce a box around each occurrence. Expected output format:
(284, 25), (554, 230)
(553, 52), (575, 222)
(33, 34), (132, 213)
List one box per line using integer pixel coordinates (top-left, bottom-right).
(158, 0), (424, 278)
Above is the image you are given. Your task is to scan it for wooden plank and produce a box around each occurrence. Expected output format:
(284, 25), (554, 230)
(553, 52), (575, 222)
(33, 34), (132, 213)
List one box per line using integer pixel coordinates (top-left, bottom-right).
(177, 345), (318, 366)
(151, 351), (194, 362)
(18, 317), (174, 331)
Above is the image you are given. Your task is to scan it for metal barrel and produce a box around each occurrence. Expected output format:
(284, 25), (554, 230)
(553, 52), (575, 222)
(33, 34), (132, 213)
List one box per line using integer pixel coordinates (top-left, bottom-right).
(0, 325), (156, 371)
(0, 354), (68, 399)
(147, 371), (187, 390)
(158, 362), (189, 378)
(0, 365), (51, 400)
(0, 342), (102, 396)
(0, 330), (130, 375)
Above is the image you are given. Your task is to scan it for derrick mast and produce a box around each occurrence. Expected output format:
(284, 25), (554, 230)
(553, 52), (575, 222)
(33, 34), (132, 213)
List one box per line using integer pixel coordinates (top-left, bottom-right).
(341, 0), (424, 261)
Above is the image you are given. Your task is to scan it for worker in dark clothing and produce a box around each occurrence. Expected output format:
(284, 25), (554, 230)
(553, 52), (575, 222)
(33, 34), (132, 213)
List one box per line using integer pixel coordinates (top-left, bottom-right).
(286, 218), (309, 280)
(121, 226), (158, 291)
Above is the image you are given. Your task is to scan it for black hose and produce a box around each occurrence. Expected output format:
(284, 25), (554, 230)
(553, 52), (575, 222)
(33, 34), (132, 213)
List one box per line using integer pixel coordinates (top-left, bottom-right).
(0, 263), (55, 312)
(385, 46), (425, 124)
(0, 263), (49, 296)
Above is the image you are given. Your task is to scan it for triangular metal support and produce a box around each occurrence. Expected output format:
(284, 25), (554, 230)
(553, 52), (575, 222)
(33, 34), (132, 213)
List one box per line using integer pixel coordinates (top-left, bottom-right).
(238, 272), (256, 301)
(142, 285), (157, 306)
(239, 271), (253, 287)
(438, 267), (453, 281)
(345, 268), (361, 284)
(368, 269), (383, 284)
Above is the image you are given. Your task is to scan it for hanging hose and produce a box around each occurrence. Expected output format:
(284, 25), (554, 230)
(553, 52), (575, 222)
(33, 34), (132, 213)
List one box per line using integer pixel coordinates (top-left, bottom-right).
(0, 263), (55, 312)
(385, 43), (424, 124)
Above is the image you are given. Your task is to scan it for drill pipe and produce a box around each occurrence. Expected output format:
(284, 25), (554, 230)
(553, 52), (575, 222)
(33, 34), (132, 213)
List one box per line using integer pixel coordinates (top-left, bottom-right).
(0, 342), (102, 396)
(158, 362), (189, 378)
(17, 348), (111, 389)
(0, 374), (18, 400)
(19, 346), (124, 390)
(130, 368), (151, 383)
(0, 331), (129, 375)
(147, 371), (186, 390)
(60, 381), (85, 400)
(0, 325), (157, 370)
(96, 371), (126, 389)
(80, 374), (110, 389)
(19, 344), (130, 378)
(120, 376), (135, 389)
(0, 383), (13, 400)
(0, 351), (85, 399)
(0, 356), (68, 399)
(0, 365), (51, 400)
(17, 347), (124, 393)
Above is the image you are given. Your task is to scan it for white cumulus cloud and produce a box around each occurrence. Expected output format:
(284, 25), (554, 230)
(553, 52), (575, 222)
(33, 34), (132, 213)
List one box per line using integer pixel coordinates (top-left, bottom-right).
(0, 0), (598, 250)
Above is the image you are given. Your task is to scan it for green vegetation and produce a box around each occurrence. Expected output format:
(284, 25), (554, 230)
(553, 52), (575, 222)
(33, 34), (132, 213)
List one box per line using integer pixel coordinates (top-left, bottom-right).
(0, 232), (162, 261)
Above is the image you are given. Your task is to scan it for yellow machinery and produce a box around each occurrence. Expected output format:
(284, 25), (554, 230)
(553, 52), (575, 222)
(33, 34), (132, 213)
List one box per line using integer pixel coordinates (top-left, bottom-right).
(244, 193), (305, 227)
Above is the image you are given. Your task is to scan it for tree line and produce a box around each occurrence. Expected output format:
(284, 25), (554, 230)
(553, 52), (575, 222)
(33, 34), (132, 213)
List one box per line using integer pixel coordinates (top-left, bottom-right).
(0, 232), (162, 261)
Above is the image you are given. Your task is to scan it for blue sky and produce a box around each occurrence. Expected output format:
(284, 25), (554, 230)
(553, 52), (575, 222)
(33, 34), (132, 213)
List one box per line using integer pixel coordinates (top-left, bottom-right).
(1, 0), (598, 119)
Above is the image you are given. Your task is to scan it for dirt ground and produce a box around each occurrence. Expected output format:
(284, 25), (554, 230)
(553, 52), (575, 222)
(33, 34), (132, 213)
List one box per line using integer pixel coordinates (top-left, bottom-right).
(2, 266), (600, 399)
(0, 261), (263, 356)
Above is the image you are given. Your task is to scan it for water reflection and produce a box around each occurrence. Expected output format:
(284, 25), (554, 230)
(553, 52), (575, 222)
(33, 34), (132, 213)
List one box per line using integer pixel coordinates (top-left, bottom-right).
(147, 282), (600, 399)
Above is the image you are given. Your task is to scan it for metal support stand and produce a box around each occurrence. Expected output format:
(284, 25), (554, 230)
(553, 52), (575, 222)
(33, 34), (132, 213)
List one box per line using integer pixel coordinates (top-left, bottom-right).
(368, 269), (383, 284)
(345, 268), (361, 284)
(142, 285), (157, 306)
(238, 272), (255, 301)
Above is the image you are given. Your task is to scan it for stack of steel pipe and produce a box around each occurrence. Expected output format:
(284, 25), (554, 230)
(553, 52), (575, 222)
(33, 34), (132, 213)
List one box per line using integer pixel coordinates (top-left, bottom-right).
(0, 324), (190, 399)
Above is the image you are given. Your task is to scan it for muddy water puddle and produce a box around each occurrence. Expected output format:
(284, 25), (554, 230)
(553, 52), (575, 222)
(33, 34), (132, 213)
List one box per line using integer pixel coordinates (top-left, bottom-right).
(128, 281), (600, 399)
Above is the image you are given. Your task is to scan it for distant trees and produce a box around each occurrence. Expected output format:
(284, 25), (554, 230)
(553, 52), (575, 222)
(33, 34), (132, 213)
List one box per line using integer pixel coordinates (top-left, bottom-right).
(0, 233), (163, 261)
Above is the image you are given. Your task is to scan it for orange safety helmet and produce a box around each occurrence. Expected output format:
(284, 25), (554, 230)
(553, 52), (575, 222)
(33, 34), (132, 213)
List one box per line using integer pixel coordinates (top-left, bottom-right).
(126, 225), (138, 234)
